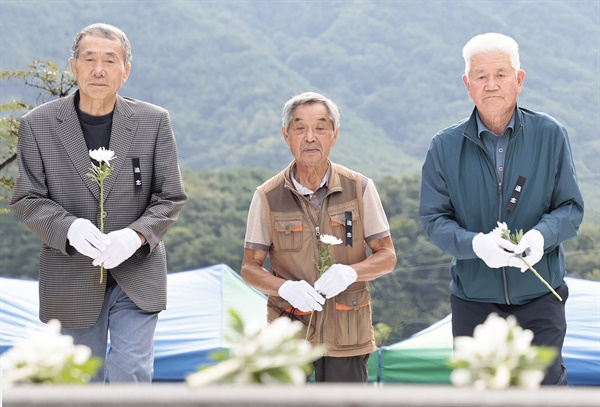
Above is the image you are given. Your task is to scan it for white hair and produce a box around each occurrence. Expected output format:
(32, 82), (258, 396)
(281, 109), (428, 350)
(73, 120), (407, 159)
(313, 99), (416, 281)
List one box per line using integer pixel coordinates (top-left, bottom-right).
(462, 33), (520, 77)
(282, 92), (340, 131)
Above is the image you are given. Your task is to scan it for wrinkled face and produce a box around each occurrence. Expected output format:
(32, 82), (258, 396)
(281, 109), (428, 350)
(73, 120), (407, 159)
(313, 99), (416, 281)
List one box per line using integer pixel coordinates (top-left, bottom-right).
(69, 34), (130, 106)
(463, 51), (525, 119)
(282, 102), (338, 166)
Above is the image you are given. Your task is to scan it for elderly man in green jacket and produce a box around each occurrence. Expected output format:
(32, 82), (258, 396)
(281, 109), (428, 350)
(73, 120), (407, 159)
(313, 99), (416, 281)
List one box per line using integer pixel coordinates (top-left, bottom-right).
(419, 33), (583, 385)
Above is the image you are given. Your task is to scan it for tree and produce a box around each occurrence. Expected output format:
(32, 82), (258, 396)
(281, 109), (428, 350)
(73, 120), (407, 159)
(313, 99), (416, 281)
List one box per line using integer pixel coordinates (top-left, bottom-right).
(0, 60), (76, 212)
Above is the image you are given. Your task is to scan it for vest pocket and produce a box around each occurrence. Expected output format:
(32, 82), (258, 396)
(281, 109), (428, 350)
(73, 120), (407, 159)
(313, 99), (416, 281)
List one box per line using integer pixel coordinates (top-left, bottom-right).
(328, 201), (359, 243)
(273, 215), (303, 252)
(333, 286), (372, 349)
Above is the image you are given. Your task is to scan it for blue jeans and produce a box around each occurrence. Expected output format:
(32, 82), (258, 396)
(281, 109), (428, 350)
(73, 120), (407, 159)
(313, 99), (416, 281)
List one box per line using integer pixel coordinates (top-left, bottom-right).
(62, 285), (159, 383)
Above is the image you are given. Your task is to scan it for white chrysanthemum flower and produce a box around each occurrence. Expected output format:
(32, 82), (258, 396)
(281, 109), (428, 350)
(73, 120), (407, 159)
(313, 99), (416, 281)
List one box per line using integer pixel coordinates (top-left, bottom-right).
(489, 364), (511, 389)
(319, 234), (342, 246)
(510, 327), (535, 355)
(243, 320), (263, 337)
(491, 221), (509, 238)
(450, 368), (472, 387)
(449, 313), (553, 390)
(1, 319), (99, 385)
(187, 313), (325, 387)
(89, 147), (116, 165)
(518, 369), (545, 390)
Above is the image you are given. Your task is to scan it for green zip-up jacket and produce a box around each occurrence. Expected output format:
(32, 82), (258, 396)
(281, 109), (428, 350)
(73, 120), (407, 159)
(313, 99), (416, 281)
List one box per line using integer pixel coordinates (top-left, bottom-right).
(419, 106), (584, 305)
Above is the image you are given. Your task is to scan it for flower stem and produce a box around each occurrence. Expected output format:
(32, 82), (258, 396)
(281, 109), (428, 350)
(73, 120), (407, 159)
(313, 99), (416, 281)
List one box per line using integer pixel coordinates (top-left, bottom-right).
(305, 311), (315, 341)
(99, 178), (105, 285)
(519, 255), (562, 301)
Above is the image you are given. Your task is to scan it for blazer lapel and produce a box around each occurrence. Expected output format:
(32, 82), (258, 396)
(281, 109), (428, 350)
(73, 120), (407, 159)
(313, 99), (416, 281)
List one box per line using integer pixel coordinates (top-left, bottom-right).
(56, 93), (101, 201)
(104, 95), (137, 198)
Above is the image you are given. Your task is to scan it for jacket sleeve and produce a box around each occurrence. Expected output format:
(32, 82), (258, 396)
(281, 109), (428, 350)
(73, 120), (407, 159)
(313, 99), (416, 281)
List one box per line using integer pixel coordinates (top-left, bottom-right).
(9, 116), (76, 254)
(419, 136), (478, 259)
(129, 110), (187, 255)
(534, 126), (584, 251)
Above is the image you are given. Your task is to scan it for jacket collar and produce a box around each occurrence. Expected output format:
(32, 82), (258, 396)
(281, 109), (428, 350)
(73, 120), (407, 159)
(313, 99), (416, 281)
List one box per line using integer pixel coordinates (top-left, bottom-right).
(464, 106), (524, 142)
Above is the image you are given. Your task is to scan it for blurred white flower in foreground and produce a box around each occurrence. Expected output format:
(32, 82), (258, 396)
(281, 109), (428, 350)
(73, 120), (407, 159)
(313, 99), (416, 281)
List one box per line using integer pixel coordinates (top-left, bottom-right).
(449, 313), (557, 390)
(1, 320), (101, 386)
(186, 310), (326, 386)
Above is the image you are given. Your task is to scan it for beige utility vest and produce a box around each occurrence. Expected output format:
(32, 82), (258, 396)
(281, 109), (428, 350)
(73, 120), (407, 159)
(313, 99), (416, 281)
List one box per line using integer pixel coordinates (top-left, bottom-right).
(258, 161), (376, 357)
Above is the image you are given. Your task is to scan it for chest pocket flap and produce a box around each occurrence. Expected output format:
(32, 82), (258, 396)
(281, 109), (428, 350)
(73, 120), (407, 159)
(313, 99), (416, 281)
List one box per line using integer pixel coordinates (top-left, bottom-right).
(273, 213), (304, 252)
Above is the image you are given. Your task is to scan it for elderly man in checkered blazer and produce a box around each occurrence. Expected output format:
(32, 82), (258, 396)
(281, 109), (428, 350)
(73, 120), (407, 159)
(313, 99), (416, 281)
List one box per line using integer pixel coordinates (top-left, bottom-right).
(10, 23), (187, 383)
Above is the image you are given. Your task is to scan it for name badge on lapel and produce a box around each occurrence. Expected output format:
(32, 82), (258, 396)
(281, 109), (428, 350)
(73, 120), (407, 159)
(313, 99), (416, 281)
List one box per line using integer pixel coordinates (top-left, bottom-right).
(132, 158), (143, 194)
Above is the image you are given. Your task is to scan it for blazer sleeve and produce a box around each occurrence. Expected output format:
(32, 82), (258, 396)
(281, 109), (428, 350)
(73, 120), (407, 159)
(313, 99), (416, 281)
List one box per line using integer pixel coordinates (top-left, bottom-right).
(129, 109), (187, 255)
(10, 116), (77, 254)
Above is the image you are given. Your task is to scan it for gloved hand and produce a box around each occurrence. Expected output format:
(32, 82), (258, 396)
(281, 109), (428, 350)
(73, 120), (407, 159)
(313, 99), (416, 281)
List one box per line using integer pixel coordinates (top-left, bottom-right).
(67, 218), (110, 259)
(509, 229), (544, 272)
(472, 232), (517, 269)
(314, 264), (358, 299)
(92, 228), (142, 269)
(278, 280), (325, 312)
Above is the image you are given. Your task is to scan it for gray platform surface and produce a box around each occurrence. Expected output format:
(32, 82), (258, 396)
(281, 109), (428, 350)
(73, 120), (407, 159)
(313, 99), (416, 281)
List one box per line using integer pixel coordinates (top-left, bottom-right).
(3, 383), (600, 407)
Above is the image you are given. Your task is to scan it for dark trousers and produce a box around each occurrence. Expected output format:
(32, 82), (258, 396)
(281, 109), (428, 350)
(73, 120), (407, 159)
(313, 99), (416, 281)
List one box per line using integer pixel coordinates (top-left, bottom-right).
(450, 282), (569, 385)
(313, 354), (370, 383)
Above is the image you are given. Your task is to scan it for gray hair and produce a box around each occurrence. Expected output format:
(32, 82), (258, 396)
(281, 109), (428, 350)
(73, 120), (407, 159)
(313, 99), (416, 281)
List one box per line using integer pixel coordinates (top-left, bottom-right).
(72, 23), (132, 66)
(282, 92), (340, 131)
(462, 33), (520, 77)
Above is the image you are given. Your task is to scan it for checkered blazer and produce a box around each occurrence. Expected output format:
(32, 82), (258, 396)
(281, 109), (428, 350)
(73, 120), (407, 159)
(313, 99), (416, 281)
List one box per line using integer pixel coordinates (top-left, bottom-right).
(10, 92), (187, 329)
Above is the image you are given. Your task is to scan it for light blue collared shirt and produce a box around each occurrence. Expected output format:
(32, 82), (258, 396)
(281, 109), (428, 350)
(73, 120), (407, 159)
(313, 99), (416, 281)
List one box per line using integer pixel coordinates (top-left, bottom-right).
(476, 111), (516, 181)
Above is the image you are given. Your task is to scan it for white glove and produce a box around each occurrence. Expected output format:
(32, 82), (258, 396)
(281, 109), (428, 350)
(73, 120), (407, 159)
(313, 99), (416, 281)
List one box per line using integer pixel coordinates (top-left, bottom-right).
(67, 218), (110, 259)
(472, 232), (517, 269)
(509, 229), (544, 272)
(278, 280), (325, 312)
(314, 264), (358, 299)
(92, 228), (142, 269)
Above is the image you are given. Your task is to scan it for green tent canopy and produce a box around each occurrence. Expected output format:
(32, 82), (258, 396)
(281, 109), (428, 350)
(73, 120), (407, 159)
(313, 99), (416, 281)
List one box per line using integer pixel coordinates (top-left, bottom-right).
(367, 277), (600, 386)
(369, 315), (452, 383)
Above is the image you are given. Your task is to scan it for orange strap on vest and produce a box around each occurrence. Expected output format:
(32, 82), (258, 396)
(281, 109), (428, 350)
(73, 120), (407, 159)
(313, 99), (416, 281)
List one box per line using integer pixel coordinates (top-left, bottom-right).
(283, 300), (370, 315)
(335, 300), (370, 311)
(283, 307), (312, 316)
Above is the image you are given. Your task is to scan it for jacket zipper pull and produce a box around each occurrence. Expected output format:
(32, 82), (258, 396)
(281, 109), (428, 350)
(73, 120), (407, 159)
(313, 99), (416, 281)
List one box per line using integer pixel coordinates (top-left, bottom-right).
(315, 226), (320, 240)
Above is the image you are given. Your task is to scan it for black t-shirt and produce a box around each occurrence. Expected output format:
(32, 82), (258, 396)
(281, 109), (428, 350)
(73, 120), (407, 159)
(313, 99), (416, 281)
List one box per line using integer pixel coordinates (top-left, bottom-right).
(75, 94), (117, 288)
(75, 94), (113, 153)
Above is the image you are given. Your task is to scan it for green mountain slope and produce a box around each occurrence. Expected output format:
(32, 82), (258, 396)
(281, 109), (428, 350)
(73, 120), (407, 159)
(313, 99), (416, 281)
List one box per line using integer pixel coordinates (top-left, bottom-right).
(1, 0), (597, 180)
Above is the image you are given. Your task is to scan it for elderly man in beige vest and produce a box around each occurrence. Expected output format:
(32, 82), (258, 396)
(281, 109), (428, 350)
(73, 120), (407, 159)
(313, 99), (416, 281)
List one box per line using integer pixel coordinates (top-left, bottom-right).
(241, 92), (396, 382)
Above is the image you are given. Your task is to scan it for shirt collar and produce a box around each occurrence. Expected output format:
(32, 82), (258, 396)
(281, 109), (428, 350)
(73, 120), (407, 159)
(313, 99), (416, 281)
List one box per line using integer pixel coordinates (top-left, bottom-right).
(476, 110), (516, 138)
(291, 164), (330, 195)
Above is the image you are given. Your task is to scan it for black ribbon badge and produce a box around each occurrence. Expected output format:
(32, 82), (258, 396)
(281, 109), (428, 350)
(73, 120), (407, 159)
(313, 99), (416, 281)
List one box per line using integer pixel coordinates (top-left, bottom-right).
(506, 176), (526, 212)
(132, 158), (143, 194)
(345, 211), (353, 247)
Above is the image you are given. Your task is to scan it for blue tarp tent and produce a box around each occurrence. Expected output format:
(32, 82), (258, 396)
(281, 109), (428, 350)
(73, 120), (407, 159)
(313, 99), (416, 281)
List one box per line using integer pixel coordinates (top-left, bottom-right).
(368, 277), (600, 386)
(0, 264), (267, 381)
(1, 269), (598, 385)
